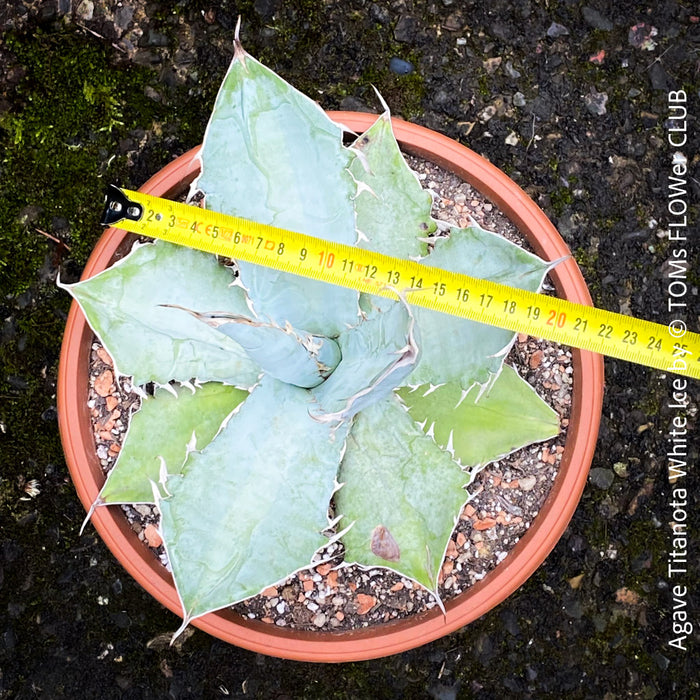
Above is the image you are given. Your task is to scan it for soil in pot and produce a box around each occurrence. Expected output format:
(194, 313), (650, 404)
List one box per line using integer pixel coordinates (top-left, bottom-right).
(83, 154), (572, 633)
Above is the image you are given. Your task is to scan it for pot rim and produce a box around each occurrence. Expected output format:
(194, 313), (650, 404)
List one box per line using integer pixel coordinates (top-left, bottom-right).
(58, 112), (604, 663)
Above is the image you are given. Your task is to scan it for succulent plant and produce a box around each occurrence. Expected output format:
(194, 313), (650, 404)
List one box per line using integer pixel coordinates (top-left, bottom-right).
(61, 37), (560, 638)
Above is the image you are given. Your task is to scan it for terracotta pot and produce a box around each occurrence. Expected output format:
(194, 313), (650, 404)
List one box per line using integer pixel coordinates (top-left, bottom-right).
(58, 113), (604, 662)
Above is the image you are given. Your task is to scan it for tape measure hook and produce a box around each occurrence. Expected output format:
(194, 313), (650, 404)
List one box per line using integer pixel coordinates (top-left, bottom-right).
(101, 185), (144, 226)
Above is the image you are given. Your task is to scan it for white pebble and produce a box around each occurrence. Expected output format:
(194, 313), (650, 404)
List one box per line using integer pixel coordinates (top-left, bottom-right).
(519, 475), (537, 491)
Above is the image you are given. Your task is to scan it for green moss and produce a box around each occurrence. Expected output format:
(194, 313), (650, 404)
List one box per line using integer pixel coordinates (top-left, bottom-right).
(573, 245), (599, 288)
(477, 73), (490, 98)
(358, 61), (426, 120)
(0, 29), (170, 297)
(550, 187), (574, 215)
(633, 380), (666, 418)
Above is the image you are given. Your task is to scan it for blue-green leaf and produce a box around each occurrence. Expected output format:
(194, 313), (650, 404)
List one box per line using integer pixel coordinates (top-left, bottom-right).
(350, 111), (434, 260)
(193, 43), (359, 336)
(407, 225), (552, 390)
(98, 383), (247, 505)
(397, 364), (560, 468)
(311, 301), (419, 423)
(337, 395), (469, 594)
(60, 241), (260, 387)
(158, 377), (349, 629)
(165, 307), (341, 389)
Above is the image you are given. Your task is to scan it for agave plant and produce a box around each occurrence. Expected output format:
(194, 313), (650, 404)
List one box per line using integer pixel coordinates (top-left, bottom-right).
(61, 37), (560, 637)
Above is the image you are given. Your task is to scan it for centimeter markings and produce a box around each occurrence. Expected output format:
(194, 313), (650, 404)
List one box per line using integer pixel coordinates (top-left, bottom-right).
(107, 187), (700, 380)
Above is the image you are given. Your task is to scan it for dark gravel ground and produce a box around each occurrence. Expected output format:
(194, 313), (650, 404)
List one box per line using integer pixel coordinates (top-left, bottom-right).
(1, 1), (699, 698)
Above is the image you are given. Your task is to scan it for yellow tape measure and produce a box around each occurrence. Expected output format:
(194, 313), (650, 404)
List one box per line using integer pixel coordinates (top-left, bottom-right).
(102, 185), (699, 380)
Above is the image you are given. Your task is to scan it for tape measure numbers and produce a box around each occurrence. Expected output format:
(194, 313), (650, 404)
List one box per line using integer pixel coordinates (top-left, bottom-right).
(101, 185), (699, 380)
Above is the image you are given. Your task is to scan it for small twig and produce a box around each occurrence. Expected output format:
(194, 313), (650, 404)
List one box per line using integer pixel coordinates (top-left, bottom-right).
(496, 493), (524, 517)
(76, 21), (128, 54)
(646, 45), (672, 70)
(35, 228), (71, 251)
